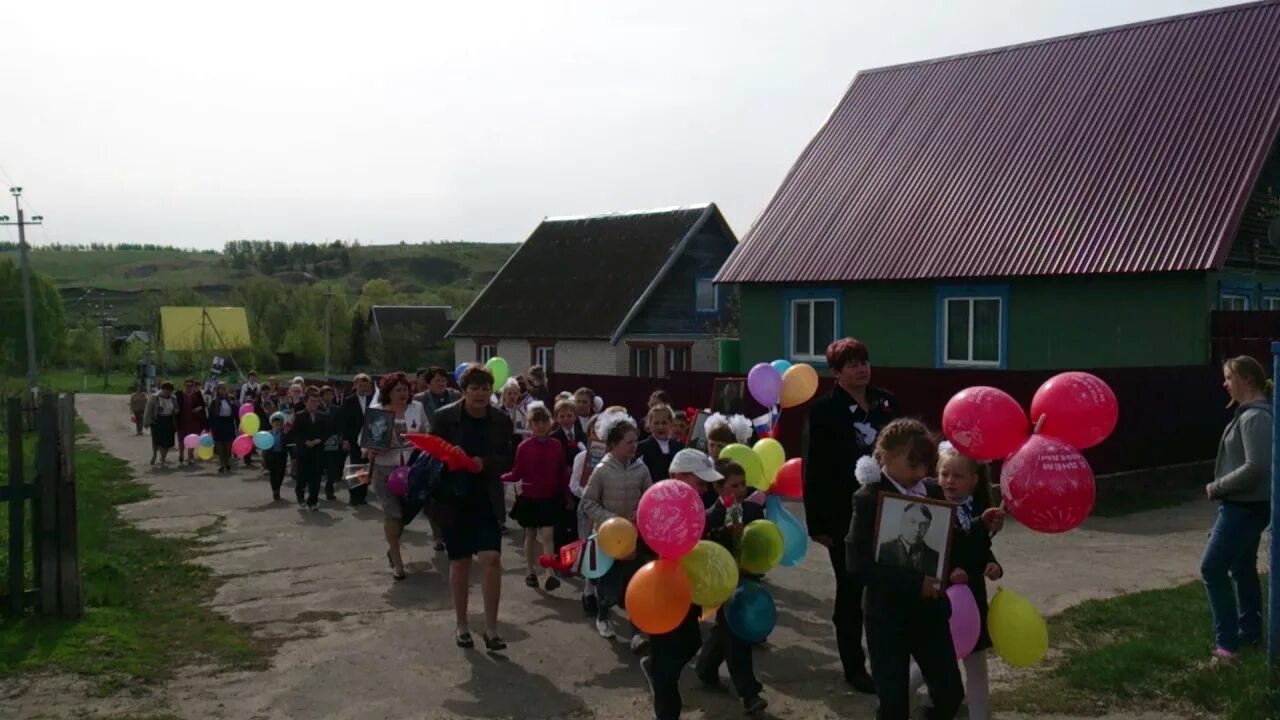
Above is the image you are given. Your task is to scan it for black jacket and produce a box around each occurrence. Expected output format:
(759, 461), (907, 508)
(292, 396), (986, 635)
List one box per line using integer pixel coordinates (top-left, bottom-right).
(341, 393), (374, 460)
(289, 409), (332, 461)
(636, 436), (684, 483)
(429, 401), (514, 512)
(549, 427), (585, 467)
(845, 476), (949, 617)
(802, 384), (897, 540)
(933, 479), (999, 650)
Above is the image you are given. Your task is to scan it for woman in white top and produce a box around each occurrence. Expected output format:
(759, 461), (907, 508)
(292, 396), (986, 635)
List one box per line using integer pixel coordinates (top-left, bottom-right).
(362, 372), (430, 580)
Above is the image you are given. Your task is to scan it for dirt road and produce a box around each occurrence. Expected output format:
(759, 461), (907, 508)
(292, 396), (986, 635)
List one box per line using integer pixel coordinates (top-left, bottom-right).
(5, 394), (1217, 719)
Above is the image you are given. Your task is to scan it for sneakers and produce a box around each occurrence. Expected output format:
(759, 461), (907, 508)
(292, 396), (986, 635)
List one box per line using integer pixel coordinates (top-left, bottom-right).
(596, 618), (616, 639)
(630, 632), (650, 655)
(742, 695), (768, 715)
(544, 576), (561, 592)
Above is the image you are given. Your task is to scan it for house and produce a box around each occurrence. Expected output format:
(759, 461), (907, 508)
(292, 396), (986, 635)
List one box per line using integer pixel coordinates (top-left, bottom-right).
(367, 305), (455, 371)
(448, 204), (738, 377)
(716, 1), (1280, 373)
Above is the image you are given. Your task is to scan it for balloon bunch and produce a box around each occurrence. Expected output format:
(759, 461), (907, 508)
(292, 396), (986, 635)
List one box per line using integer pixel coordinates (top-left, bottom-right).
(456, 357), (512, 387)
(747, 360), (820, 413)
(184, 431), (216, 460)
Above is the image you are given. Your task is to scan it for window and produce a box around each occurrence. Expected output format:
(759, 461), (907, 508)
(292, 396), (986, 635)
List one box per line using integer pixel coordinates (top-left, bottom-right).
(695, 276), (718, 313)
(664, 345), (690, 377)
(532, 344), (555, 372)
(790, 298), (837, 361)
(477, 343), (497, 363)
(942, 296), (1003, 367)
(1264, 296), (1280, 311)
(1221, 293), (1251, 311)
(630, 346), (655, 378)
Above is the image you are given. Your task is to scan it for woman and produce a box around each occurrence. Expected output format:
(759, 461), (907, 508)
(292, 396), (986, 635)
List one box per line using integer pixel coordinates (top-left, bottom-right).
(803, 337), (897, 693)
(176, 377), (207, 465)
(144, 381), (179, 468)
(1202, 355), (1273, 661)
(430, 364), (514, 651)
(208, 382), (238, 474)
(364, 372), (430, 578)
(414, 366), (462, 428)
(526, 365), (552, 406)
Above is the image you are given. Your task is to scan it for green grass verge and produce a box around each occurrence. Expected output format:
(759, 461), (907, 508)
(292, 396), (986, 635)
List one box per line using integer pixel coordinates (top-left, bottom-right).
(0, 433), (269, 691)
(995, 580), (1277, 719)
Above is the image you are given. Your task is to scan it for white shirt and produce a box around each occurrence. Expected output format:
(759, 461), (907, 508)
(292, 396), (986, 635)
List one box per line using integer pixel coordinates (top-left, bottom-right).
(656, 438), (670, 454)
(887, 474), (927, 498)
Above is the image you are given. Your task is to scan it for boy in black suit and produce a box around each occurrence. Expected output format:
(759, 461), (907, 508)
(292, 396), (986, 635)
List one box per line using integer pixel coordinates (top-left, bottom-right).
(341, 374), (375, 506)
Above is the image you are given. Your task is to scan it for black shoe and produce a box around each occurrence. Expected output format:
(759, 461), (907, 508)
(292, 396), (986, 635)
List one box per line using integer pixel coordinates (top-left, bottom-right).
(433, 541), (446, 552)
(846, 670), (876, 694)
(272, 492), (281, 501)
(483, 634), (507, 652)
(525, 573), (539, 588)
(582, 594), (598, 616)
(350, 498), (369, 507)
(455, 631), (474, 649)
(697, 671), (726, 691)
(544, 576), (561, 591)
(326, 493), (337, 501)
(743, 695), (768, 715)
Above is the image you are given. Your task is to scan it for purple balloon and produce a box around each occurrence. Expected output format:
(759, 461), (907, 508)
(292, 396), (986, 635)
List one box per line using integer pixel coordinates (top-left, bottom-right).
(947, 584), (981, 659)
(747, 363), (783, 407)
(387, 466), (410, 497)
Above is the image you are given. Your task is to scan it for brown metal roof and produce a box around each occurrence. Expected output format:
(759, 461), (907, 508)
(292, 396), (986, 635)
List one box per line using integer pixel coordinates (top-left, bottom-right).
(717, 1), (1280, 284)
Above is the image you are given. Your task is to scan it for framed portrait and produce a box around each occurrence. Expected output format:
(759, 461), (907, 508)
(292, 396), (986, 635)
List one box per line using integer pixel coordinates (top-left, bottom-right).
(872, 493), (956, 581)
(361, 408), (395, 450)
(687, 409), (712, 453)
(710, 378), (746, 416)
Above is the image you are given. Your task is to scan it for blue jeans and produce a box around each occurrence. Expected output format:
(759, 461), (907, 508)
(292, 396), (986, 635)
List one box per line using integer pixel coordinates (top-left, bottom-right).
(1201, 502), (1270, 651)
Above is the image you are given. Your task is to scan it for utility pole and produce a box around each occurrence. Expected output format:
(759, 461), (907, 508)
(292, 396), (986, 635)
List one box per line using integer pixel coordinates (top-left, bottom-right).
(98, 292), (112, 390)
(0, 187), (45, 393)
(323, 286), (333, 378)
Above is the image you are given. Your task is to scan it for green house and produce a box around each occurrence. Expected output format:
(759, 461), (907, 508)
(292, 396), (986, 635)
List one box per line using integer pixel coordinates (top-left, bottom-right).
(717, 2), (1280, 372)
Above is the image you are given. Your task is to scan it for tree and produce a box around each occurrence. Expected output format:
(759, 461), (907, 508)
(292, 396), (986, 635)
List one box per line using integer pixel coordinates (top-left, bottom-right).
(0, 258), (67, 373)
(282, 320), (325, 368)
(360, 278), (394, 308)
(349, 310), (368, 367)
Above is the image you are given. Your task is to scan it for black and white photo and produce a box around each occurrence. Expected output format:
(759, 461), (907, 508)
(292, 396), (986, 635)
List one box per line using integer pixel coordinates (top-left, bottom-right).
(873, 493), (955, 581)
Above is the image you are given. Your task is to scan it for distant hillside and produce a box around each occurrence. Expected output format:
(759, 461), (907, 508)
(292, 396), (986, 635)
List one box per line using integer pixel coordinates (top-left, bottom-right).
(0, 241), (517, 327)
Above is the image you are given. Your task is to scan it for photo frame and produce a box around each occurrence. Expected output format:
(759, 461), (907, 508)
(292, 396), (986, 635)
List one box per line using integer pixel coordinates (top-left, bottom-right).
(360, 408), (395, 451)
(710, 377), (746, 416)
(687, 409), (712, 453)
(872, 493), (956, 581)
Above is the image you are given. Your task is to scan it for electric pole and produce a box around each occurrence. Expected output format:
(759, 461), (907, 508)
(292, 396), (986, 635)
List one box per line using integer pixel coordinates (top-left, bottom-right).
(98, 292), (114, 390)
(323, 286), (333, 378)
(0, 187), (45, 393)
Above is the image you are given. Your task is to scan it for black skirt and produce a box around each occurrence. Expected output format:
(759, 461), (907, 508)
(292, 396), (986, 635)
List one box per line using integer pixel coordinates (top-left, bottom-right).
(510, 495), (563, 529)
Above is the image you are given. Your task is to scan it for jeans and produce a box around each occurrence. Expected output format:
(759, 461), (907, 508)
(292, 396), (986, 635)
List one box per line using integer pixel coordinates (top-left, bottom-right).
(1201, 502), (1270, 652)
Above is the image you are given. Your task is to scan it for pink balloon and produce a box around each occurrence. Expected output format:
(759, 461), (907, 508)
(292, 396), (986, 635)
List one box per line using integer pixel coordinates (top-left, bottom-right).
(636, 479), (707, 559)
(747, 363), (783, 407)
(238, 403), (255, 418)
(387, 466), (410, 497)
(1030, 372), (1118, 450)
(183, 433), (201, 449)
(231, 434), (254, 458)
(942, 386), (1029, 461)
(947, 584), (981, 658)
(1001, 435), (1096, 534)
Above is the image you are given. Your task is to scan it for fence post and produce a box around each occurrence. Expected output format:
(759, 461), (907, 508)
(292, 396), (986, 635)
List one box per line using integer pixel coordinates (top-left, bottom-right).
(56, 393), (81, 618)
(36, 393), (60, 614)
(1269, 343), (1280, 677)
(6, 398), (24, 615)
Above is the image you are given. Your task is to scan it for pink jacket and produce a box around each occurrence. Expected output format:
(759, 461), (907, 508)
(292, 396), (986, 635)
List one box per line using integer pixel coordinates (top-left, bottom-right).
(501, 436), (569, 501)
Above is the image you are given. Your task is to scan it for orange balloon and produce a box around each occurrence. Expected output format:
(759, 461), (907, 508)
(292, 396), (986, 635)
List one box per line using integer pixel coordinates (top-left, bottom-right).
(625, 559), (693, 634)
(780, 363), (820, 408)
(597, 517), (638, 559)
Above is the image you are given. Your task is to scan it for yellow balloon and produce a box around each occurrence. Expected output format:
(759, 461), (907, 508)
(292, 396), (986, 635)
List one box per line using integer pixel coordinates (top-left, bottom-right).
(597, 517), (638, 559)
(987, 587), (1049, 668)
(752, 438), (786, 490)
(720, 443), (765, 491)
(679, 540), (740, 607)
(780, 363), (820, 408)
(239, 413), (261, 435)
(195, 445), (214, 461)
(700, 604), (720, 622)
(739, 520), (784, 574)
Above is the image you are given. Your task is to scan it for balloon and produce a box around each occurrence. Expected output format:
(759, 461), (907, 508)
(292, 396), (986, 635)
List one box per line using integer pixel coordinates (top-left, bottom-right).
(725, 580), (777, 644)
(720, 444), (766, 492)
(239, 413), (261, 435)
(739, 519), (784, 574)
(195, 445), (214, 461)
(238, 402), (254, 418)
(454, 362), (469, 384)
(386, 466), (410, 497)
(485, 357), (510, 387)
(625, 559), (693, 635)
(747, 363), (784, 407)
(597, 517), (638, 560)
(199, 433), (214, 448)
(770, 359), (792, 375)
(700, 604), (720, 623)
(941, 386), (1028, 461)
(947, 584), (981, 659)
(772, 458), (804, 499)
(752, 438), (785, 489)
(636, 480), (706, 559)
(1030, 372), (1118, 450)
(252, 430), (275, 451)
(581, 535), (615, 580)
(1001, 435), (1095, 533)
(679, 540), (740, 607)
(183, 433), (200, 450)
(780, 364), (819, 408)
(765, 495), (808, 567)
(231, 434), (254, 458)
(988, 587), (1048, 667)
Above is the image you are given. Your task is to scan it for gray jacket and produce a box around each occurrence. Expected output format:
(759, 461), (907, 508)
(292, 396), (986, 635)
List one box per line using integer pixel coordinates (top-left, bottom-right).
(1210, 399), (1273, 504)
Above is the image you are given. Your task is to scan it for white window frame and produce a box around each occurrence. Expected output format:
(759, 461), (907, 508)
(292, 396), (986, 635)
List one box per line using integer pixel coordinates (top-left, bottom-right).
(1263, 296), (1280, 311)
(663, 346), (689, 377)
(534, 345), (554, 372)
(632, 346), (655, 378)
(695, 277), (718, 313)
(479, 344), (498, 363)
(1221, 293), (1251, 311)
(789, 298), (837, 362)
(942, 296), (1003, 368)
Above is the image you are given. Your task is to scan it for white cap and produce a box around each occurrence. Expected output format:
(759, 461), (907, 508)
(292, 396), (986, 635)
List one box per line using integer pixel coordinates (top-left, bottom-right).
(670, 449), (723, 482)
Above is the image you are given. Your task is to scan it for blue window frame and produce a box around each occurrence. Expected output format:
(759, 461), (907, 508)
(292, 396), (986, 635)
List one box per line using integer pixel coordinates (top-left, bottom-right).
(935, 285), (1009, 369)
(783, 288), (841, 364)
(695, 274), (719, 314)
(1219, 280), (1255, 311)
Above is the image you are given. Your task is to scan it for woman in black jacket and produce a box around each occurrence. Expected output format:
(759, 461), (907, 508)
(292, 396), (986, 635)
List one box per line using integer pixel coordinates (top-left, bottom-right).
(288, 388), (331, 511)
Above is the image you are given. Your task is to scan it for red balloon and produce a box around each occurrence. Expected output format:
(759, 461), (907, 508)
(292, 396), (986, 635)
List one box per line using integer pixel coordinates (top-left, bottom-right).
(941, 387), (1029, 461)
(772, 458), (804, 499)
(1030, 372), (1118, 450)
(1001, 435), (1095, 534)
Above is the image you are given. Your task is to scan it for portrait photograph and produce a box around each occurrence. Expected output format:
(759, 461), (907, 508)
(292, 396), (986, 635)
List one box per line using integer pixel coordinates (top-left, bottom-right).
(687, 410), (712, 453)
(873, 493), (956, 581)
(711, 378), (746, 416)
(361, 408), (395, 451)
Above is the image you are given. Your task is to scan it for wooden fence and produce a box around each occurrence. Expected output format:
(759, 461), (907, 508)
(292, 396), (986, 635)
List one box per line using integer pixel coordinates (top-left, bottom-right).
(1, 393), (82, 617)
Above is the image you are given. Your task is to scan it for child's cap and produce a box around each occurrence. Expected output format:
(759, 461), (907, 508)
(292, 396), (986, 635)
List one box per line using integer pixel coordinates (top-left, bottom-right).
(269, 412), (288, 424)
(670, 449), (723, 482)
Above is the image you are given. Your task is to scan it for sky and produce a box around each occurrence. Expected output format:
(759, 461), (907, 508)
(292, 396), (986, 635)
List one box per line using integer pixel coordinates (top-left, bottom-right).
(0, 0), (1243, 250)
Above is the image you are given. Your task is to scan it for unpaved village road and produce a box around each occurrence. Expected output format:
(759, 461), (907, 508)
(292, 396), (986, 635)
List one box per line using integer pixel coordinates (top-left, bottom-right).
(4, 394), (1219, 719)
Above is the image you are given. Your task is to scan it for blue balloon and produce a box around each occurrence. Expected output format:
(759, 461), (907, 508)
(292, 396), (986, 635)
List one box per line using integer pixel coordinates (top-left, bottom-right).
(725, 580), (777, 644)
(199, 433), (214, 447)
(580, 534), (614, 580)
(770, 359), (792, 375)
(454, 362), (469, 384)
(252, 430), (276, 451)
(766, 494), (809, 567)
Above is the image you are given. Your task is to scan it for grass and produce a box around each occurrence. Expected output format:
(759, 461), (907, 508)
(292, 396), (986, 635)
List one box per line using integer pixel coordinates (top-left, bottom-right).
(995, 580), (1277, 719)
(0, 431), (270, 690)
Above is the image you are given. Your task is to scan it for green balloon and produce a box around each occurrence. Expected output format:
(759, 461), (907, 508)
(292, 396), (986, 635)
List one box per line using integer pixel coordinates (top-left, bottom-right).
(679, 540), (739, 607)
(486, 357), (510, 387)
(720, 443), (765, 490)
(739, 520), (784, 575)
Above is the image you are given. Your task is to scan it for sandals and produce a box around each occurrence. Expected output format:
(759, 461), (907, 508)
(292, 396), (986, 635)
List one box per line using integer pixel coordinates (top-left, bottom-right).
(483, 634), (507, 652)
(525, 573), (539, 588)
(455, 631), (474, 649)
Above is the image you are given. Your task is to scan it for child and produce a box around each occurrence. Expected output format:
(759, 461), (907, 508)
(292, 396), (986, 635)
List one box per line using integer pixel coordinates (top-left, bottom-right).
(669, 448), (722, 508)
(671, 410), (691, 446)
(846, 419), (963, 720)
(573, 387), (596, 433)
(550, 397), (587, 551)
(129, 385), (148, 436)
(637, 404), (684, 481)
(579, 409), (653, 645)
(705, 413), (752, 460)
(696, 459), (768, 714)
(502, 402), (570, 591)
(263, 412), (289, 501)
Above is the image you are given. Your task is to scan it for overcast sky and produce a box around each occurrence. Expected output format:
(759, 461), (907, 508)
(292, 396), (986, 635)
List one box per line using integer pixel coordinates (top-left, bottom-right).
(0, 0), (1240, 250)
